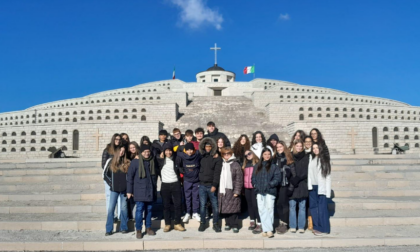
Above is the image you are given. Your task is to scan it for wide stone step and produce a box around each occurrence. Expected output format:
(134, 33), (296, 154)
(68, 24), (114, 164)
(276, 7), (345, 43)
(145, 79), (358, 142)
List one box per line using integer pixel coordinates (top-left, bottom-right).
(331, 171), (420, 180)
(0, 167), (100, 177)
(331, 180), (420, 188)
(0, 174), (102, 183)
(333, 189), (420, 197)
(0, 182), (104, 192)
(0, 193), (105, 201)
(333, 164), (420, 172)
(1, 226), (420, 251)
(0, 161), (100, 170)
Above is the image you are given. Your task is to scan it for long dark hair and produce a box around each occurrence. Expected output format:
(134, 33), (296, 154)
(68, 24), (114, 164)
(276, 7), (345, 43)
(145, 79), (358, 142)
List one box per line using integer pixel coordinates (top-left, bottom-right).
(252, 131), (267, 147)
(106, 133), (121, 155)
(256, 148), (273, 174)
(311, 143), (331, 178)
(233, 134), (250, 158)
(310, 128), (326, 145)
(140, 136), (151, 146)
(289, 130), (307, 149)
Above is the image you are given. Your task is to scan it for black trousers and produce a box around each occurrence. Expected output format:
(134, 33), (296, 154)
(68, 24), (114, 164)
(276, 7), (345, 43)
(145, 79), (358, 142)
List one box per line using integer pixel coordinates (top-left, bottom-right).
(276, 186), (289, 225)
(161, 181), (182, 225)
(244, 188), (260, 222)
(224, 213), (239, 228)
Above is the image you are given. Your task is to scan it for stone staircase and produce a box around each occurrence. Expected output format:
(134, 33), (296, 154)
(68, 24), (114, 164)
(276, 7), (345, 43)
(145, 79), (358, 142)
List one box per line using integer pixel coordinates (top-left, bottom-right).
(163, 96), (290, 143)
(0, 155), (420, 250)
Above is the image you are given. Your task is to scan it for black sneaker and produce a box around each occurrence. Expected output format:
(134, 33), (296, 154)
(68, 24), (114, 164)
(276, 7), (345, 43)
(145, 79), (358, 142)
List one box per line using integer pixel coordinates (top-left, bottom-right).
(198, 222), (206, 232)
(105, 232), (112, 236)
(224, 225), (231, 231)
(213, 223), (222, 233)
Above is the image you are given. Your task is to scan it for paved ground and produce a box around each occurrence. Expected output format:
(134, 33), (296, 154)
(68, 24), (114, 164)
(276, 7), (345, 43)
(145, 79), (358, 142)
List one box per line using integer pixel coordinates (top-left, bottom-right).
(142, 247), (420, 252)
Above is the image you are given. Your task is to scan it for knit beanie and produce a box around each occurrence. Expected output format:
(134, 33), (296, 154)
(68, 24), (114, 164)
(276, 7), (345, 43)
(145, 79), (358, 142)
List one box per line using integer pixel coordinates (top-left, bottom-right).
(185, 142), (195, 151)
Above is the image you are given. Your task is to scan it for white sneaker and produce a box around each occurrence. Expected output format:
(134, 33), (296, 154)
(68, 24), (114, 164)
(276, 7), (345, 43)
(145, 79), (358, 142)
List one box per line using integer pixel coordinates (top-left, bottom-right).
(183, 213), (190, 223)
(192, 213), (201, 222)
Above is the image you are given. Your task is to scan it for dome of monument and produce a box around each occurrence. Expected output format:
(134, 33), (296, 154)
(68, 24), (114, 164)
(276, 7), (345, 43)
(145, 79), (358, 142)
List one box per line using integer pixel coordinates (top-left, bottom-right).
(206, 64), (225, 71)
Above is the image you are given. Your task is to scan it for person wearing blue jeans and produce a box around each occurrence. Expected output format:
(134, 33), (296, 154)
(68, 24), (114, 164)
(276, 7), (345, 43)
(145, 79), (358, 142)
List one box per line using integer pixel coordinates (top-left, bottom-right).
(197, 137), (223, 232)
(288, 140), (310, 233)
(127, 145), (161, 239)
(106, 191), (128, 234)
(103, 146), (131, 236)
(288, 198), (306, 231)
(199, 185), (219, 226)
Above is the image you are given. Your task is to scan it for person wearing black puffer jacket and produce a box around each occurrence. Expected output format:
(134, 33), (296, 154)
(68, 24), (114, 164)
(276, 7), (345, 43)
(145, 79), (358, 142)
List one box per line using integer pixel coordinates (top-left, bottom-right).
(204, 121), (231, 147)
(273, 141), (295, 234)
(198, 137), (223, 233)
(251, 148), (282, 238)
(151, 130), (169, 157)
(267, 134), (280, 151)
(288, 139), (309, 234)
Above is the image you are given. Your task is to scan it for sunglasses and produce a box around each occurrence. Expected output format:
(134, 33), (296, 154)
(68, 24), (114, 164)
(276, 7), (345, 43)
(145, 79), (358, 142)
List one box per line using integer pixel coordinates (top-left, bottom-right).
(245, 152), (252, 157)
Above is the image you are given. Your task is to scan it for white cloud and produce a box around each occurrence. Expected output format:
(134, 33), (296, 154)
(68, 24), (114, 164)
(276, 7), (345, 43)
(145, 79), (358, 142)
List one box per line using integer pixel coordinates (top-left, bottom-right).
(170, 0), (223, 30)
(279, 13), (290, 21)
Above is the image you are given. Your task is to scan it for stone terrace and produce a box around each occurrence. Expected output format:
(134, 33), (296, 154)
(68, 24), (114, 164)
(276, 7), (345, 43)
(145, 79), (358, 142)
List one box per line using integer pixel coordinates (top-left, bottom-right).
(0, 155), (420, 251)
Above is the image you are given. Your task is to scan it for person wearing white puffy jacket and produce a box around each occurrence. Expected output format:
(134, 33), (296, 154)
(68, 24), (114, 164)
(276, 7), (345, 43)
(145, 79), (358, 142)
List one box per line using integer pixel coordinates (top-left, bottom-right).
(250, 131), (273, 159)
(308, 143), (332, 236)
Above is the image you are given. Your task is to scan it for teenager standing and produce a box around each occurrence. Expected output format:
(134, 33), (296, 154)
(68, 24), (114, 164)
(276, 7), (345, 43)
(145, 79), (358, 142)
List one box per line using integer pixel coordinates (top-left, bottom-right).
(273, 141), (294, 234)
(204, 121), (231, 147)
(219, 147), (243, 233)
(127, 145), (160, 239)
(251, 131), (273, 159)
(310, 128), (330, 158)
(308, 143), (331, 236)
(242, 150), (261, 233)
(157, 142), (185, 232)
(251, 148), (281, 238)
(104, 146), (131, 235)
(232, 134), (251, 166)
(288, 140), (309, 233)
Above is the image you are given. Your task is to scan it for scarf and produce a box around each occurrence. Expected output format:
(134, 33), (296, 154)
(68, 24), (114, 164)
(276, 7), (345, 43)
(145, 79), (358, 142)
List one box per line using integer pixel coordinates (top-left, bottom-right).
(219, 155), (235, 195)
(138, 155), (155, 179)
(293, 151), (305, 162)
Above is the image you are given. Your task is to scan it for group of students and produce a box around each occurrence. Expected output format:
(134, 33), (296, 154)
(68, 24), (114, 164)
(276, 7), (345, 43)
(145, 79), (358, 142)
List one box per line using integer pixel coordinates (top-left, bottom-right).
(101, 121), (332, 239)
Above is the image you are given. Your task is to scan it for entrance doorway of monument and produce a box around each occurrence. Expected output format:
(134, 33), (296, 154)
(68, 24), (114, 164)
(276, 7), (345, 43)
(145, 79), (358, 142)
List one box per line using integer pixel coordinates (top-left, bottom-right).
(209, 87), (226, 96)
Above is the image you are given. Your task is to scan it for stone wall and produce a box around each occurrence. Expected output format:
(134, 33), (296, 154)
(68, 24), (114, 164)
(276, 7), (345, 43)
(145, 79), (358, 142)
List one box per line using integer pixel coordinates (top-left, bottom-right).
(0, 122), (161, 159)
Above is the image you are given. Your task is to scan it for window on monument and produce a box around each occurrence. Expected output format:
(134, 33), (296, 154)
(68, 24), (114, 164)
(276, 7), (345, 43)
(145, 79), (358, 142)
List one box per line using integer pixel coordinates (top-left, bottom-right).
(202, 80), (205, 82)
(114, 116), (119, 119)
(31, 139), (36, 143)
(97, 110), (102, 114)
(327, 114), (331, 117)
(65, 118), (69, 122)
(62, 146), (68, 151)
(384, 135), (388, 140)
(132, 115), (137, 119)
(299, 114), (304, 120)
(20, 147), (26, 152)
(66, 112), (70, 115)
(149, 97), (153, 100)
(287, 95), (291, 98)
(1, 148), (6, 152)
(97, 116), (102, 120)
(123, 109), (128, 113)
(141, 109), (146, 112)
(394, 135), (399, 140)
(142, 97), (146, 100)
(114, 109), (119, 113)
(299, 107), (303, 111)
(318, 114), (322, 117)
(309, 114), (313, 117)
(359, 115), (363, 118)
(21, 131), (26, 136)
(141, 116), (146, 121)
(343, 114), (347, 118)
(405, 143), (409, 147)
(343, 108), (347, 112)
(21, 140), (26, 144)
(317, 107), (322, 111)
(335, 114), (339, 118)
(308, 107), (313, 111)
(384, 143), (389, 148)
(214, 90), (222, 96)
(12, 132), (16, 136)
(367, 115), (370, 120)
(52, 130), (57, 135)
(135, 97), (139, 100)
(62, 138), (68, 143)
(30, 147), (35, 152)
(51, 138), (56, 143)
(89, 117), (93, 120)
(123, 116), (128, 119)
(2, 132), (7, 137)
(326, 108), (330, 111)
(414, 127), (418, 132)
(2, 140), (6, 144)
(280, 95), (284, 98)
(132, 109), (137, 113)
(351, 114), (355, 118)
(41, 139), (46, 143)
(404, 135), (409, 140)
(394, 127), (399, 132)
(351, 108), (355, 112)
(415, 143), (419, 148)
(404, 127), (409, 132)
(122, 98), (125, 101)
(335, 108), (339, 112)
(372, 127), (378, 148)
(11, 148), (16, 152)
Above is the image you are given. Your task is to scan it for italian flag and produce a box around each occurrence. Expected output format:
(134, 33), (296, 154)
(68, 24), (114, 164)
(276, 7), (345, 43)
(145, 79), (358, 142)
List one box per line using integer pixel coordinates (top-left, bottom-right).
(172, 67), (176, 79)
(243, 65), (255, 74)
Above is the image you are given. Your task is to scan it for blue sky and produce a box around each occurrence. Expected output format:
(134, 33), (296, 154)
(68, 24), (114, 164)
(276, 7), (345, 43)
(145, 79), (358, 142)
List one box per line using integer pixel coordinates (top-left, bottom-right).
(1, 0), (419, 113)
